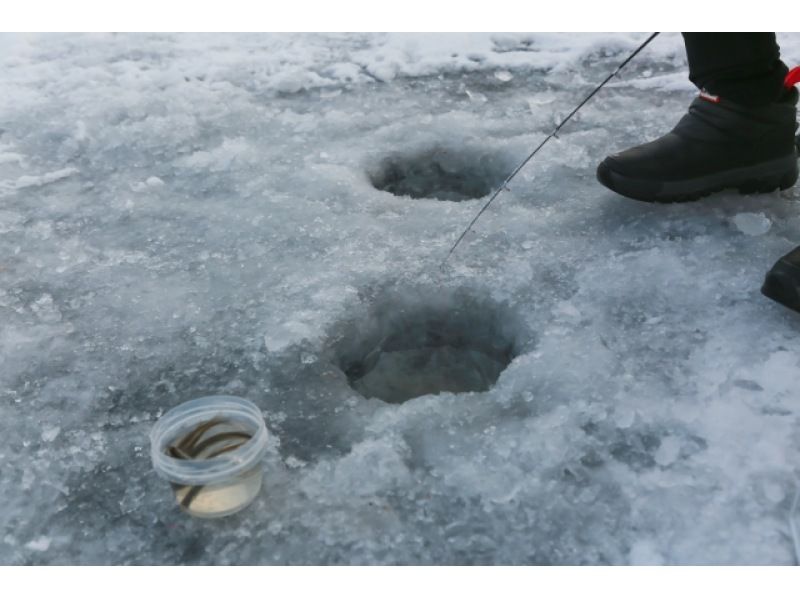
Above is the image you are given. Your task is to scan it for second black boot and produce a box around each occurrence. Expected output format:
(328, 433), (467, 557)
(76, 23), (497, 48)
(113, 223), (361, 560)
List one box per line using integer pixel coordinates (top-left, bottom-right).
(596, 87), (799, 203)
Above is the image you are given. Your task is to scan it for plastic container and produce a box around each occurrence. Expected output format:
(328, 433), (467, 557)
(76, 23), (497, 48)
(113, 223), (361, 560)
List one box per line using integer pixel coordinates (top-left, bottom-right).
(150, 396), (268, 519)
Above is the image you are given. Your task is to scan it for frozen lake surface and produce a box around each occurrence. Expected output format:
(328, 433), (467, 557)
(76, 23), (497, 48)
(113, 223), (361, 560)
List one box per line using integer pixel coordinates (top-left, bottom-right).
(2, 32), (800, 564)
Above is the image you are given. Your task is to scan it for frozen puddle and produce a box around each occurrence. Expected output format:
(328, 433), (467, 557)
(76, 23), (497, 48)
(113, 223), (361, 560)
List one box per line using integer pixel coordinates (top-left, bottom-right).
(335, 287), (520, 402)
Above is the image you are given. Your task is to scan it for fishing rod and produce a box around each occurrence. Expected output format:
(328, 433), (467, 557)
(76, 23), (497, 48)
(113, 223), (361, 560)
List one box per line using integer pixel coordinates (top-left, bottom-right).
(347, 34), (662, 380)
(441, 32), (660, 266)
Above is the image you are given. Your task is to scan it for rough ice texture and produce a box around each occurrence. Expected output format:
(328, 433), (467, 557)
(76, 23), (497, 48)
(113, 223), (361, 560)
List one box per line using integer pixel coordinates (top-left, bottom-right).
(1, 32), (800, 564)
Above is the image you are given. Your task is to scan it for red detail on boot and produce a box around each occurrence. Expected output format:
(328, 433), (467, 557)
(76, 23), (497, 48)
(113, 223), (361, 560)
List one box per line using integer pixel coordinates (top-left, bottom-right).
(699, 90), (720, 103)
(786, 66), (800, 89)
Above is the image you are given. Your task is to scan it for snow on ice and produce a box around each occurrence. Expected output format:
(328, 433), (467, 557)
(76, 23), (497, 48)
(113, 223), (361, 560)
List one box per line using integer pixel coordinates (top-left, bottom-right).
(1, 33), (800, 564)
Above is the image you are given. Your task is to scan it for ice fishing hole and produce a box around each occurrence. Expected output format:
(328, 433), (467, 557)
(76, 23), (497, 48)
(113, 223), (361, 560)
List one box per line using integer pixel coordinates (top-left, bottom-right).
(332, 288), (525, 403)
(368, 146), (510, 202)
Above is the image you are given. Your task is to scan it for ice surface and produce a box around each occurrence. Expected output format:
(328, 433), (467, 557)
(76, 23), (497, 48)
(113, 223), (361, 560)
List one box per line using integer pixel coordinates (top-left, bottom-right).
(1, 32), (800, 564)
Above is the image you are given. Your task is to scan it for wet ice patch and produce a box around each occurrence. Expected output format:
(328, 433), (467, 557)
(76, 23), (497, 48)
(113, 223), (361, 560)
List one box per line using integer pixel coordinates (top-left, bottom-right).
(330, 286), (525, 403)
(368, 145), (508, 201)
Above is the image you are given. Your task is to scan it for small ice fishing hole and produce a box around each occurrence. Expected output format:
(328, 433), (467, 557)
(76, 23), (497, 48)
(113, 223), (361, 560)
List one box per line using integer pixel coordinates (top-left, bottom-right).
(368, 145), (509, 202)
(332, 289), (523, 403)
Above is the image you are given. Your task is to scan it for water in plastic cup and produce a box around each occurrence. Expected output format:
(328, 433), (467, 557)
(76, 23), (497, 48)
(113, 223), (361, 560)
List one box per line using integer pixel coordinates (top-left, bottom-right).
(150, 396), (269, 519)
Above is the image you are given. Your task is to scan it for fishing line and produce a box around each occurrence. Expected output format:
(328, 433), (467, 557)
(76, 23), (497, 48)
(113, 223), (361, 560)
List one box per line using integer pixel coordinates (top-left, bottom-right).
(441, 32), (660, 267)
(348, 34), (661, 378)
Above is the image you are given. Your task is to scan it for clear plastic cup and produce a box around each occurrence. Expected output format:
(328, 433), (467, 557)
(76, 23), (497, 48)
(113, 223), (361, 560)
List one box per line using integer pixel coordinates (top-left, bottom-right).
(150, 396), (268, 519)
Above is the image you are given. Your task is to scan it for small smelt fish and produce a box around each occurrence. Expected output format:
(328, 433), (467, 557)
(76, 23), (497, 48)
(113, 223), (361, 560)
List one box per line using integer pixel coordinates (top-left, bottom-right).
(166, 418), (254, 510)
(176, 417), (224, 453)
(190, 431), (252, 457)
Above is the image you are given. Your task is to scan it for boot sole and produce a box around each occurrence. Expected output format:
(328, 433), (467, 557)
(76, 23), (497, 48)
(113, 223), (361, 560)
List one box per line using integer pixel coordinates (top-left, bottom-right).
(597, 153), (799, 203)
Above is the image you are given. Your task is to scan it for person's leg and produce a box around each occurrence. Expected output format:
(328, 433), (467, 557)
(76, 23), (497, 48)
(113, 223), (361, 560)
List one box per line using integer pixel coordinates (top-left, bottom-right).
(682, 33), (788, 106)
(594, 33), (800, 313)
(682, 35), (800, 314)
(596, 32), (798, 204)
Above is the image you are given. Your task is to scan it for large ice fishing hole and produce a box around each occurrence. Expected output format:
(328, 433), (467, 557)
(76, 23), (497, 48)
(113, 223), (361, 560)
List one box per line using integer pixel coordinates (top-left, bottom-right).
(368, 146), (510, 202)
(332, 288), (524, 403)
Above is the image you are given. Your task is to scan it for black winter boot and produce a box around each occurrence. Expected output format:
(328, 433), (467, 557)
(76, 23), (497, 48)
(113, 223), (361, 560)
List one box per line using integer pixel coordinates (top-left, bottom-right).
(596, 87), (799, 203)
(762, 245), (800, 313)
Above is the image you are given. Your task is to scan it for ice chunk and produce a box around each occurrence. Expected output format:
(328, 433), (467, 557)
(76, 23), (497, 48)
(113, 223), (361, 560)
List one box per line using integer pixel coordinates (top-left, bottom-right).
(0, 152), (24, 164)
(300, 352), (317, 364)
(25, 537), (51, 552)
(464, 88), (487, 103)
(41, 426), (60, 442)
(175, 138), (252, 171)
(733, 212), (771, 236)
(272, 69), (334, 94)
(30, 294), (61, 323)
(15, 167), (78, 189)
(264, 321), (314, 352)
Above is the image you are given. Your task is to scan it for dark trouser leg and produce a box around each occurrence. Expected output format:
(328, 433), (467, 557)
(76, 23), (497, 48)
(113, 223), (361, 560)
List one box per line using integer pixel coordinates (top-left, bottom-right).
(682, 33), (788, 106)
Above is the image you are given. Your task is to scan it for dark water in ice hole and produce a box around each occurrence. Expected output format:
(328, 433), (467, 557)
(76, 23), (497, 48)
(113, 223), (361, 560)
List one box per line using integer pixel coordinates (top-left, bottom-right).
(369, 146), (511, 202)
(332, 286), (525, 404)
(351, 345), (509, 404)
